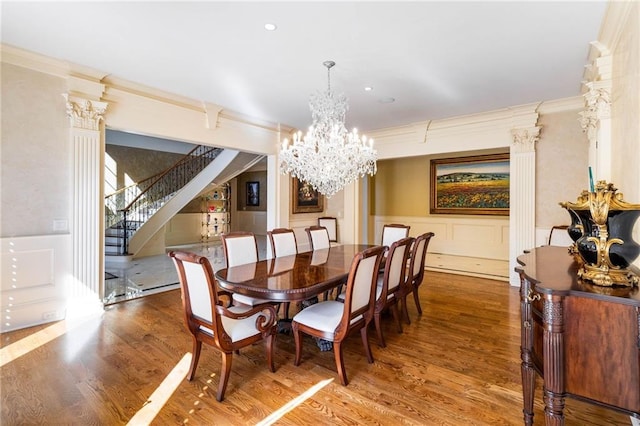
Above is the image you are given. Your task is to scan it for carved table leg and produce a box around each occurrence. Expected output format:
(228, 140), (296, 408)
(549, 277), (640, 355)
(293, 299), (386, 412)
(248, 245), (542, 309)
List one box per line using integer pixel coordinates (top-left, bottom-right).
(521, 349), (536, 426)
(543, 295), (566, 426)
(520, 276), (535, 426)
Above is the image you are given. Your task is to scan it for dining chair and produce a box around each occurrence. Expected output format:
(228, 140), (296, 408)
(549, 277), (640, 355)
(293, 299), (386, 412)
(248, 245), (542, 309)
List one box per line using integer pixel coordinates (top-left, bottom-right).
(306, 225), (337, 300)
(267, 228), (298, 319)
(306, 226), (331, 250)
(318, 217), (338, 244)
(372, 236), (413, 347)
(221, 231), (272, 307)
(381, 223), (411, 248)
(291, 245), (386, 385)
(267, 228), (298, 257)
(547, 225), (573, 246)
(401, 232), (435, 324)
(168, 251), (278, 402)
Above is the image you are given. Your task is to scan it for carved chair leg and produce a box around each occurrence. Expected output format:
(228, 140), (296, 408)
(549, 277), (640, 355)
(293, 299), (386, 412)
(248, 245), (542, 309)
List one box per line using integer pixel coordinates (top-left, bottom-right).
(390, 302), (403, 334)
(333, 341), (348, 386)
(265, 334), (276, 372)
(412, 285), (422, 314)
(374, 312), (386, 348)
(360, 326), (374, 364)
(187, 338), (202, 381)
(217, 351), (233, 402)
(401, 294), (411, 325)
(292, 324), (303, 366)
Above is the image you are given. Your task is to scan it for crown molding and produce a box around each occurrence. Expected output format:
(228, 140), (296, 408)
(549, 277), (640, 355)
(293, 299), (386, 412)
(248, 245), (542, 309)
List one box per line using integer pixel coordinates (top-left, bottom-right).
(1, 43), (108, 82)
(2, 43), (284, 135)
(537, 96), (584, 114)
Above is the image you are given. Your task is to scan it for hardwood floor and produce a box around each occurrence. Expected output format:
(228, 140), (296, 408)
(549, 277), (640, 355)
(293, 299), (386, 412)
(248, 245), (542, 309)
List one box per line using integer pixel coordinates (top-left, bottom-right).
(1, 271), (632, 425)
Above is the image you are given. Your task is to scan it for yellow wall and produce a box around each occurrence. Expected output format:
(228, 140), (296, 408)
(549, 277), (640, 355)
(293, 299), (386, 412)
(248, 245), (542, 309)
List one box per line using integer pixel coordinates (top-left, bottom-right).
(372, 156), (430, 216)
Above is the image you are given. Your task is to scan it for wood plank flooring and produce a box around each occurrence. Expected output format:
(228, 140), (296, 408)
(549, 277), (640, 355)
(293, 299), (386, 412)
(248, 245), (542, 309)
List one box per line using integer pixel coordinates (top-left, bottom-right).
(1, 271), (633, 425)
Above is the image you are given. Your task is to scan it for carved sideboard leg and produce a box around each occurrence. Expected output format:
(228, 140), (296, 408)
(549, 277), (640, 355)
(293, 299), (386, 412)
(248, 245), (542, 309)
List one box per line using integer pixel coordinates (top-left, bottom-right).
(543, 295), (566, 426)
(520, 275), (535, 426)
(543, 389), (566, 426)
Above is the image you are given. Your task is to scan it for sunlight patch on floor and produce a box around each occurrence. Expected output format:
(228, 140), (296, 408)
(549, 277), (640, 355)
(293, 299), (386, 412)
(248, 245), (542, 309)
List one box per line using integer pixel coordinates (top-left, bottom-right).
(126, 353), (192, 425)
(0, 311), (102, 367)
(256, 378), (334, 425)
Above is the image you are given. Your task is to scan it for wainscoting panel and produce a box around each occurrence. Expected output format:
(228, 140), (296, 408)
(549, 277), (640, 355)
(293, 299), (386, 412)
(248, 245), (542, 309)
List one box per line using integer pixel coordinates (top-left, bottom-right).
(0, 234), (70, 332)
(373, 215), (509, 279)
(374, 215), (509, 259)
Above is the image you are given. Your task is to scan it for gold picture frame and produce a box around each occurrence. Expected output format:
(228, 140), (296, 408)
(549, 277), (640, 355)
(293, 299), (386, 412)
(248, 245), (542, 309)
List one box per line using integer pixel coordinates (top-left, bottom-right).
(292, 177), (324, 214)
(430, 153), (510, 216)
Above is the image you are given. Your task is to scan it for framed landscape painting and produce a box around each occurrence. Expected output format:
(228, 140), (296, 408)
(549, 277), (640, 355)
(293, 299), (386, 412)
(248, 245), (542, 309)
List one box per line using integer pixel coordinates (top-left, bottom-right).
(292, 177), (324, 214)
(430, 153), (510, 216)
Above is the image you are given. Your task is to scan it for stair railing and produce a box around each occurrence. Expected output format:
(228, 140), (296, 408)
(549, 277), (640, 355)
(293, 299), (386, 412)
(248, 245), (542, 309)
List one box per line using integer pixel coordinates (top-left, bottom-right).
(105, 145), (222, 254)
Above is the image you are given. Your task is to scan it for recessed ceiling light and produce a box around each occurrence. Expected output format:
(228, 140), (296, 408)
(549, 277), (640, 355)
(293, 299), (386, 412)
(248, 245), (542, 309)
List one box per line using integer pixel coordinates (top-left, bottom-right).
(379, 97), (395, 104)
(264, 23), (277, 31)
(364, 86), (373, 92)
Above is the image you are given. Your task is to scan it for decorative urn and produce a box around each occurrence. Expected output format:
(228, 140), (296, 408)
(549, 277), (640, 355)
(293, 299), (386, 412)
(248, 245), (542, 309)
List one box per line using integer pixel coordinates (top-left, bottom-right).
(560, 181), (640, 287)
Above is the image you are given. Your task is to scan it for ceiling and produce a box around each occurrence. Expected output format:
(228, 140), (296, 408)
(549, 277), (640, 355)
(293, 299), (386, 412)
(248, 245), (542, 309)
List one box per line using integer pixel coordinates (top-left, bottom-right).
(2, 1), (607, 133)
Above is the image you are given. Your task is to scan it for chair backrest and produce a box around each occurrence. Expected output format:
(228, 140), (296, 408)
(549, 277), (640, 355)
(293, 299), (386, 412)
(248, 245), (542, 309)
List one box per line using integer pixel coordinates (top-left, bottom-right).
(337, 245), (386, 337)
(318, 217), (338, 242)
(221, 231), (258, 267)
(306, 226), (331, 250)
(169, 251), (219, 335)
(267, 228), (298, 257)
(380, 237), (414, 297)
(382, 223), (411, 248)
(548, 225), (573, 246)
(407, 232), (435, 285)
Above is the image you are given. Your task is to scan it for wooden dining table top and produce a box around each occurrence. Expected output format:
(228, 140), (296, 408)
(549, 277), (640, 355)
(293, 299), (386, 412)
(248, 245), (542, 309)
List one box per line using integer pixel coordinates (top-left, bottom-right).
(214, 244), (374, 302)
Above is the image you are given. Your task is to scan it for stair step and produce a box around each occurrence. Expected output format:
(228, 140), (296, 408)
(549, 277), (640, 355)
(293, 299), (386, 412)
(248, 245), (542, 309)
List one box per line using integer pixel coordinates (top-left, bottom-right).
(105, 254), (133, 265)
(105, 246), (122, 255)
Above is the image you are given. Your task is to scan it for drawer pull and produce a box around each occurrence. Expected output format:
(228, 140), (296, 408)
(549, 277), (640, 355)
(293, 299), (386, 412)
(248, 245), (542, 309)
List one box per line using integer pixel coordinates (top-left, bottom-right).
(526, 289), (540, 302)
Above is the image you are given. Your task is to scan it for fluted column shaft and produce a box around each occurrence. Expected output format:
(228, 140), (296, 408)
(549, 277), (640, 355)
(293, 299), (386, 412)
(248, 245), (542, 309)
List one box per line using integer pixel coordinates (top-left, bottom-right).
(64, 94), (108, 309)
(509, 127), (540, 285)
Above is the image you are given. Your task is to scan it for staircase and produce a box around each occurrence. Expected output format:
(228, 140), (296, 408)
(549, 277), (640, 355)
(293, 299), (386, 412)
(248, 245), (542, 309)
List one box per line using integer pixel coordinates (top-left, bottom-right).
(104, 146), (265, 261)
(105, 145), (222, 257)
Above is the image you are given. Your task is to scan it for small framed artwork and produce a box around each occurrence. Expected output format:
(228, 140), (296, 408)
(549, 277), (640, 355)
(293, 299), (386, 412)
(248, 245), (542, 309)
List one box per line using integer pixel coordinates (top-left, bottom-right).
(292, 177), (324, 214)
(246, 181), (259, 206)
(430, 153), (510, 216)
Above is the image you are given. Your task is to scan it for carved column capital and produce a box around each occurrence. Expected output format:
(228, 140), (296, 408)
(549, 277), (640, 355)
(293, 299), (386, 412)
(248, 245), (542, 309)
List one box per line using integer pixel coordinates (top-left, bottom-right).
(63, 94), (108, 130)
(511, 127), (541, 153)
(579, 83), (611, 141)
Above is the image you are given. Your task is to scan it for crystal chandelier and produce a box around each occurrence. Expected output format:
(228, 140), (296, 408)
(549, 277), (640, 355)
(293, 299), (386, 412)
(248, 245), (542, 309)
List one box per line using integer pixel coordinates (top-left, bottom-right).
(280, 61), (377, 198)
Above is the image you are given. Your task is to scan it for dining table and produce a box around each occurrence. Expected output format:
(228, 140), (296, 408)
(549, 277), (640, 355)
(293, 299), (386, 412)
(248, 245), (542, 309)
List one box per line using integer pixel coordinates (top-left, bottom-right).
(214, 244), (375, 303)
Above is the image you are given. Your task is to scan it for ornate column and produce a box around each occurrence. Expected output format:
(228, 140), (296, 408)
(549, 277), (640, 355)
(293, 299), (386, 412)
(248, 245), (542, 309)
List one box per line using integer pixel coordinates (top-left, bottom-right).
(509, 126), (541, 285)
(64, 93), (108, 313)
(579, 43), (612, 183)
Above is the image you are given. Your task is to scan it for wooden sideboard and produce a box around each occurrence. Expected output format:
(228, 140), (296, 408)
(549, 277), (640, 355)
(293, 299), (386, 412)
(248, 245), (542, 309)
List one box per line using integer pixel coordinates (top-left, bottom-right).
(516, 246), (640, 425)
